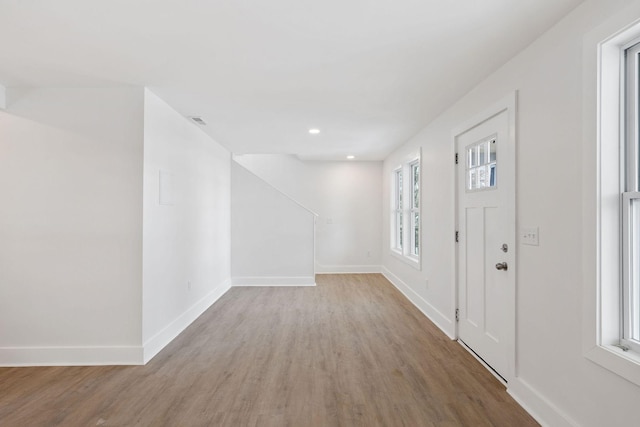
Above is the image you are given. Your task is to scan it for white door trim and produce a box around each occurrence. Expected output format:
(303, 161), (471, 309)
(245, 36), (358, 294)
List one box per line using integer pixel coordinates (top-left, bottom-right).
(452, 91), (518, 384)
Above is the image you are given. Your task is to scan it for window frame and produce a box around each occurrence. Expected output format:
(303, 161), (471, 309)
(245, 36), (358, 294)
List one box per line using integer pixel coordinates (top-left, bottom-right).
(390, 152), (421, 269)
(622, 191), (640, 352)
(583, 14), (640, 388)
(622, 41), (640, 354)
(392, 167), (403, 252)
(409, 160), (420, 258)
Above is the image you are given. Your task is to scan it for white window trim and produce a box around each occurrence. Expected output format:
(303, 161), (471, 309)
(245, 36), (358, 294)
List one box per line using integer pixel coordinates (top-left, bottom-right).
(409, 160), (420, 259)
(390, 150), (421, 270)
(583, 10), (640, 387)
(622, 191), (640, 353)
(392, 167), (403, 253)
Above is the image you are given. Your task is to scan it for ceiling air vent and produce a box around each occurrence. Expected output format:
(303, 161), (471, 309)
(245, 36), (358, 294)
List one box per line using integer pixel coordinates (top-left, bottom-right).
(189, 116), (207, 126)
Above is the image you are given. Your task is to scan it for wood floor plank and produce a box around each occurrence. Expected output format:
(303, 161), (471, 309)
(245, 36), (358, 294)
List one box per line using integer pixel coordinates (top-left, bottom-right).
(0, 274), (538, 426)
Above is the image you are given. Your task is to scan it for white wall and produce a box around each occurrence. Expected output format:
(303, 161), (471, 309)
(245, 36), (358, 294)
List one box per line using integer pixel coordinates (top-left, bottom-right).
(234, 154), (382, 273)
(0, 87), (145, 365)
(231, 161), (316, 285)
(381, 0), (640, 425)
(0, 84), (6, 109)
(142, 90), (231, 360)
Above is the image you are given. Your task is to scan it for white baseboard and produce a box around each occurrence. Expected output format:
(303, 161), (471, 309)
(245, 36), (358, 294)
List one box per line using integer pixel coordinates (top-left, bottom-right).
(0, 345), (143, 367)
(508, 378), (579, 427)
(143, 278), (232, 363)
(381, 266), (455, 339)
(231, 276), (316, 286)
(314, 264), (381, 274)
(0, 278), (232, 367)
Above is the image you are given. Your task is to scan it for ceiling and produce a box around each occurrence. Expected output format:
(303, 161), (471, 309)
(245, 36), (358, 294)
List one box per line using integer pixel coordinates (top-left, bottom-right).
(0, 0), (583, 160)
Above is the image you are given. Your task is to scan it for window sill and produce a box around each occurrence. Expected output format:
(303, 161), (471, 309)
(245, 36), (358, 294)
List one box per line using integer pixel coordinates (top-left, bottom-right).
(585, 344), (640, 387)
(390, 249), (421, 271)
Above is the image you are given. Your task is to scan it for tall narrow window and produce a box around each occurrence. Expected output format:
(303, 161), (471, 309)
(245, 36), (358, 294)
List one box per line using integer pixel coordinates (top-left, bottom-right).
(393, 168), (403, 251)
(623, 41), (640, 353)
(588, 18), (640, 387)
(410, 161), (420, 257)
(390, 154), (421, 268)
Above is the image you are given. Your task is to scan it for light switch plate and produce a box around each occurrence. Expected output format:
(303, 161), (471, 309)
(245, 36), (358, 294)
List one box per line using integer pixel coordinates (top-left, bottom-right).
(521, 227), (539, 246)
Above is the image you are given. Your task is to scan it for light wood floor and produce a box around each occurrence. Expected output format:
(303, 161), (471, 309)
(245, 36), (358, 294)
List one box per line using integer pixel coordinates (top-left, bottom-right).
(0, 274), (538, 426)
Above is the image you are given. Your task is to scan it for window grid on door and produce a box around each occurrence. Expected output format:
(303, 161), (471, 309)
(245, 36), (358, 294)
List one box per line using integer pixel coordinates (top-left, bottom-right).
(466, 137), (497, 192)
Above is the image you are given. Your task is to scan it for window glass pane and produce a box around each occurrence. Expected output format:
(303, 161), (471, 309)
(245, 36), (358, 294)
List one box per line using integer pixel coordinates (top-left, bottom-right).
(398, 171), (403, 209)
(413, 212), (419, 256)
(490, 139), (497, 162)
(399, 213), (403, 248)
(466, 138), (497, 191)
(468, 147), (477, 167)
(468, 169), (477, 190)
(490, 164), (497, 187)
(477, 166), (487, 188)
(413, 164), (419, 208)
(631, 198), (640, 341)
(479, 142), (487, 165)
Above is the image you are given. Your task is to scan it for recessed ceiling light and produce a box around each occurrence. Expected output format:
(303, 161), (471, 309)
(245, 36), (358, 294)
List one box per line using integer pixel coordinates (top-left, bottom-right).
(309, 129), (320, 134)
(347, 155), (355, 160)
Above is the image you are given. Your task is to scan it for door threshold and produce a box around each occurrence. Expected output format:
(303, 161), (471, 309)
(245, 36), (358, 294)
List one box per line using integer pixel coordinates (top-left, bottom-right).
(458, 339), (507, 386)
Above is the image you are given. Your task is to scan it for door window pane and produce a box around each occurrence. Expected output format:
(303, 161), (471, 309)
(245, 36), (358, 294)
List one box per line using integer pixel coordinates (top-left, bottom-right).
(479, 142), (487, 165)
(468, 147), (477, 167)
(466, 137), (497, 191)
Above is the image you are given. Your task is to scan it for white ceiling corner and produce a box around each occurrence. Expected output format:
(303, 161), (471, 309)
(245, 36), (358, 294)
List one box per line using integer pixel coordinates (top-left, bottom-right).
(0, 0), (584, 160)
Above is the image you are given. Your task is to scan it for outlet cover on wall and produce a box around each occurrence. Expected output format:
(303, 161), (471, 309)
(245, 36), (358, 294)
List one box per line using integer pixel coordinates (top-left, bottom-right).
(520, 227), (539, 246)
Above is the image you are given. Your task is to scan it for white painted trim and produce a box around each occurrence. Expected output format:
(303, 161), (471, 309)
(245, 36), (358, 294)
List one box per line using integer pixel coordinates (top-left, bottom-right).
(381, 267), (454, 338)
(389, 248), (421, 270)
(388, 149), (423, 271)
(452, 91), (518, 384)
(314, 264), (381, 274)
(584, 343), (640, 387)
(0, 346), (143, 367)
(582, 4), (640, 388)
(143, 278), (232, 363)
(508, 378), (579, 427)
(0, 84), (5, 109)
(232, 276), (316, 286)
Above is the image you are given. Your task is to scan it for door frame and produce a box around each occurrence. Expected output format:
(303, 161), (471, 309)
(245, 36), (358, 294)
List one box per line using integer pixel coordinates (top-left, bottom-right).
(452, 91), (518, 384)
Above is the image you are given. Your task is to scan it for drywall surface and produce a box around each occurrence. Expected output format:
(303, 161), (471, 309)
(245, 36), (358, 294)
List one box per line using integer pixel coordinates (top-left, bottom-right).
(382, 0), (640, 425)
(231, 161), (315, 285)
(0, 87), (144, 365)
(233, 154), (382, 273)
(142, 90), (231, 358)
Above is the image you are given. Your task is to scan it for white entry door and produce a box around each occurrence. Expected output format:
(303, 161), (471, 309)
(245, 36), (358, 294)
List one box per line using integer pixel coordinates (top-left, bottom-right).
(456, 103), (515, 381)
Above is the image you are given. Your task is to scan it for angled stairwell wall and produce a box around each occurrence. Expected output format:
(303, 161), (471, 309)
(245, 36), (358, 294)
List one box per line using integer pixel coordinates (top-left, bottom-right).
(231, 160), (317, 286)
(233, 154), (382, 273)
